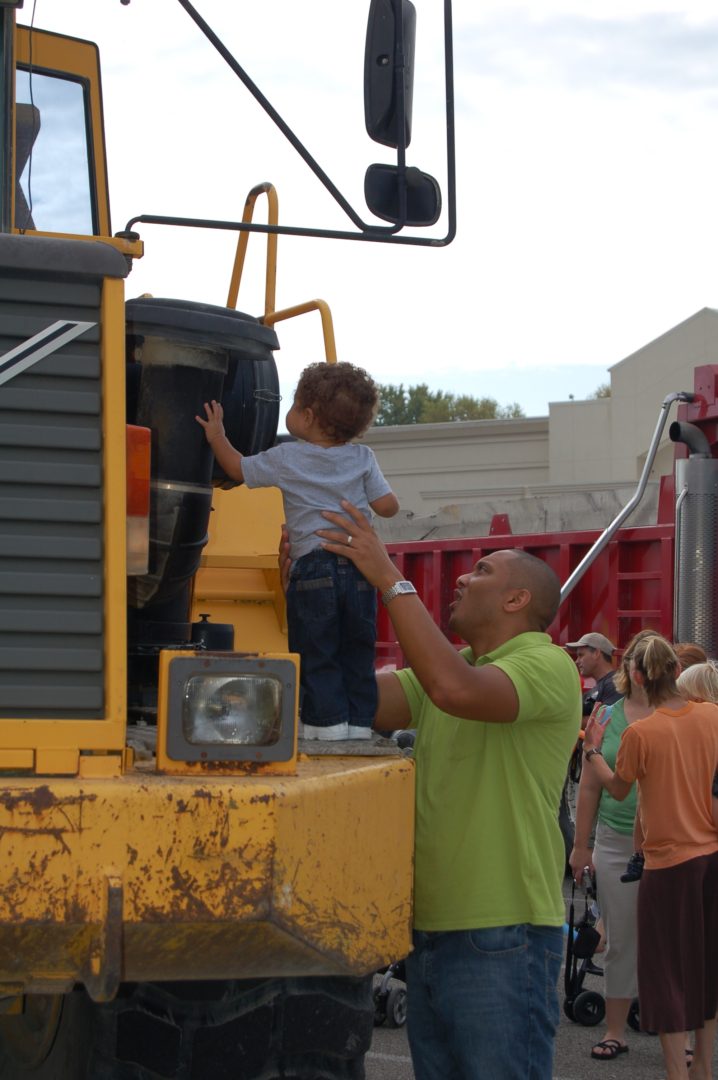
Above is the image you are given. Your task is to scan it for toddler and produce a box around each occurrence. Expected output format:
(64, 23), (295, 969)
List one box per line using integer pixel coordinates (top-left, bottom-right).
(196, 361), (399, 740)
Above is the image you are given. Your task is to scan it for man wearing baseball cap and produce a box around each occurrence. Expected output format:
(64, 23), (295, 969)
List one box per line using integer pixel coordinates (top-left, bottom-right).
(567, 632), (621, 715)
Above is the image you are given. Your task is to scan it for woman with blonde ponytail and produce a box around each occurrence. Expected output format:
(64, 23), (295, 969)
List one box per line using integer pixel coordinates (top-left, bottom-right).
(582, 633), (718, 1080)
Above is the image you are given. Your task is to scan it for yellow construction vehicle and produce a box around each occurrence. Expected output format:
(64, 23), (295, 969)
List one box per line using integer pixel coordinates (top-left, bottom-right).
(0, 1), (454, 1075)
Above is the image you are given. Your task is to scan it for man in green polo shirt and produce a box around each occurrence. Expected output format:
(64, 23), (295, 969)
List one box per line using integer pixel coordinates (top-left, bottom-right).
(318, 504), (582, 1080)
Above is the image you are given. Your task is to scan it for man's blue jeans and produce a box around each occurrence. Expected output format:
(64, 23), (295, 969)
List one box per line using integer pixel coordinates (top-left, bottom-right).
(405, 924), (563, 1080)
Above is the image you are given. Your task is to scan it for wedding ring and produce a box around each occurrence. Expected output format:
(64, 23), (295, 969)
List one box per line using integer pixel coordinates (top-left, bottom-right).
(346, 535), (353, 546)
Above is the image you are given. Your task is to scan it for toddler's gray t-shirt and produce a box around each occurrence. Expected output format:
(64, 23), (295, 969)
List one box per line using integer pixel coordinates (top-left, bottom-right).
(241, 440), (392, 560)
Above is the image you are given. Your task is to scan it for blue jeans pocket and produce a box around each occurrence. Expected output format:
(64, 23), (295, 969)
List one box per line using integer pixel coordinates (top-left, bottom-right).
(289, 574), (335, 621)
(468, 924), (528, 955)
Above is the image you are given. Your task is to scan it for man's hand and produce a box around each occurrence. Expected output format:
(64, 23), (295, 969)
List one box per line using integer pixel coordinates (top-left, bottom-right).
(195, 400), (225, 444)
(317, 501), (401, 595)
(278, 524), (291, 593)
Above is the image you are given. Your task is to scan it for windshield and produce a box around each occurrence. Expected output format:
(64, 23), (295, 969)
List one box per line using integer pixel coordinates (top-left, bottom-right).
(15, 67), (94, 234)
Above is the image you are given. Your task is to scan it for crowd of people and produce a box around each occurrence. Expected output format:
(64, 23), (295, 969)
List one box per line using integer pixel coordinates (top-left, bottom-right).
(574, 634), (718, 1080)
(200, 360), (718, 1079)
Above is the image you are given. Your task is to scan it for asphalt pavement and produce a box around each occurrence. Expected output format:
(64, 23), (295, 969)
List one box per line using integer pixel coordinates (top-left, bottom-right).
(368, 989), (718, 1079)
(365, 875), (718, 1080)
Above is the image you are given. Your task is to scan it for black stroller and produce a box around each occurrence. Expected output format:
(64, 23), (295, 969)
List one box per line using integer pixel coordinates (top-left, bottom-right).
(563, 870), (606, 1026)
(373, 959), (407, 1028)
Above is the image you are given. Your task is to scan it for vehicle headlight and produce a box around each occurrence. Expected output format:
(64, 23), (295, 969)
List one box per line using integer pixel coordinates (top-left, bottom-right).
(158, 652), (298, 767)
(183, 675), (281, 746)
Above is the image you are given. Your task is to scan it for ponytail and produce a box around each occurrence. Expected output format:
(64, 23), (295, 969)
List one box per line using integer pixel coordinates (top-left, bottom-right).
(631, 635), (679, 705)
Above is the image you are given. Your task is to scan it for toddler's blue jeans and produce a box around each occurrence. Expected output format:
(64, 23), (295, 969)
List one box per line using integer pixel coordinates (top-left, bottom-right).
(287, 551), (378, 730)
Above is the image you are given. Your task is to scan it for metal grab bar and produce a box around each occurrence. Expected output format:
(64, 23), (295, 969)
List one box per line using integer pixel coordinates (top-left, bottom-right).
(559, 390), (695, 605)
(262, 300), (337, 364)
(226, 182), (278, 317)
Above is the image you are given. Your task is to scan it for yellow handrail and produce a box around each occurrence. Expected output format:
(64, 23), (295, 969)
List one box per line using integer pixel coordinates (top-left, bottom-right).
(226, 182), (278, 317)
(262, 300), (337, 364)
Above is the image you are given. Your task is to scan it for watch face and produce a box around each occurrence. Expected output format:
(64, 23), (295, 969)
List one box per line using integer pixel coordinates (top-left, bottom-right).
(382, 580), (416, 604)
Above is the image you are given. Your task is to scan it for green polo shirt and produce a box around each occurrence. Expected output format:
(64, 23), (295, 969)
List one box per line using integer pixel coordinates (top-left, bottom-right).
(395, 632), (581, 930)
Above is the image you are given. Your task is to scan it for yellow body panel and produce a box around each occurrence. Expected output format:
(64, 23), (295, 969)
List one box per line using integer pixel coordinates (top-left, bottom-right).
(193, 486), (289, 647)
(203, 486), (286, 561)
(0, 758), (414, 994)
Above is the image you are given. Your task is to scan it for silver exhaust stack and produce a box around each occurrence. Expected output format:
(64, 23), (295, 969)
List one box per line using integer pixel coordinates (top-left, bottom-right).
(670, 421), (718, 654)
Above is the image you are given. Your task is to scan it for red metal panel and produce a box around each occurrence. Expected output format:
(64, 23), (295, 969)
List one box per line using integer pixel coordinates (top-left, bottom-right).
(376, 523), (676, 666)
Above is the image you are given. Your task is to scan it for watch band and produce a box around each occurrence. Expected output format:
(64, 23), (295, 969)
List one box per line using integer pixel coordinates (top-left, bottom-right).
(585, 747), (603, 762)
(381, 580), (417, 606)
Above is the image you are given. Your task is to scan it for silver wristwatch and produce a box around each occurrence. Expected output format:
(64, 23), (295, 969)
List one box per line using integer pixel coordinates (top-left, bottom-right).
(381, 580), (417, 606)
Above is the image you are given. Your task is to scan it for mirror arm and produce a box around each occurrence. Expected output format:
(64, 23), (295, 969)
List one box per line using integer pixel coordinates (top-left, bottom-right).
(442, 0), (457, 245)
(139, 0), (458, 248)
(392, 0), (409, 230)
(176, 0), (383, 234)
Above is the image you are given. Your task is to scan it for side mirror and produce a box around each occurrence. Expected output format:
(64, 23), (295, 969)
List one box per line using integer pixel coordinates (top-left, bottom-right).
(364, 163), (441, 227)
(364, 0), (416, 148)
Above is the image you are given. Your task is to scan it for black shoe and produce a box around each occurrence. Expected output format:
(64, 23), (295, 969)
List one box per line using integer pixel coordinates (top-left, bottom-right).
(620, 851), (644, 883)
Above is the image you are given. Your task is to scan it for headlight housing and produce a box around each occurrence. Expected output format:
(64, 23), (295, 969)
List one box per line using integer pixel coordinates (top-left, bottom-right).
(158, 652), (298, 767)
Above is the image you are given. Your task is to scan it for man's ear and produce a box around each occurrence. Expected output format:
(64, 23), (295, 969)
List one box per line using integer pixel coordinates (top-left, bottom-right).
(504, 588), (531, 614)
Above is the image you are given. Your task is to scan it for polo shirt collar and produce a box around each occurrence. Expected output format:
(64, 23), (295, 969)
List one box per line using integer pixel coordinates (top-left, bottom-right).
(465, 631), (552, 667)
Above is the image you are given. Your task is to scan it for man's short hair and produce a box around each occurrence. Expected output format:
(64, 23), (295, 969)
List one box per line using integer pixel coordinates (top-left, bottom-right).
(508, 550), (560, 632)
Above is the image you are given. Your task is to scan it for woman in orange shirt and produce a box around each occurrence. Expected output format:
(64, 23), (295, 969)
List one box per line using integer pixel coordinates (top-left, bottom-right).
(582, 634), (718, 1080)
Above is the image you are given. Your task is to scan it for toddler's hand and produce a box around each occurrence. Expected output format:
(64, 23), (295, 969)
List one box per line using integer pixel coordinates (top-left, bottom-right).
(195, 400), (225, 443)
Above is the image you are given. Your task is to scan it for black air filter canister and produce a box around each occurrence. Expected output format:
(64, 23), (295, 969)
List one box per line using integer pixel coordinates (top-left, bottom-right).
(674, 455), (718, 655)
(125, 298), (279, 610)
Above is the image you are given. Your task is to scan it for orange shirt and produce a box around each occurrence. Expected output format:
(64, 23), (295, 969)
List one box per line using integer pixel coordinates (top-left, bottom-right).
(615, 701), (718, 870)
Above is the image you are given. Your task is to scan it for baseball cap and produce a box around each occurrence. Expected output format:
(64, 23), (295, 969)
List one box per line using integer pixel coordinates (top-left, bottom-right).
(566, 632), (617, 654)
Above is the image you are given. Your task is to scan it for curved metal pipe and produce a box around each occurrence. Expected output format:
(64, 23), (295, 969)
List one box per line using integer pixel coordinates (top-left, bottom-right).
(669, 420), (711, 457)
(560, 391), (695, 605)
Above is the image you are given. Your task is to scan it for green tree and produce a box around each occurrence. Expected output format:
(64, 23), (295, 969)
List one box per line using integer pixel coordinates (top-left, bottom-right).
(590, 383), (611, 399)
(374, 383), (525, 425)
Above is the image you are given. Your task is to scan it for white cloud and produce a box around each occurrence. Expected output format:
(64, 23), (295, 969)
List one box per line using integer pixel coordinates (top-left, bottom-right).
(27, 0), (718, 414)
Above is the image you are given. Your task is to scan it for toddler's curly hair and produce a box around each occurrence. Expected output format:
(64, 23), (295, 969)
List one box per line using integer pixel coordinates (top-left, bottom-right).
(295, 361), (379, 442)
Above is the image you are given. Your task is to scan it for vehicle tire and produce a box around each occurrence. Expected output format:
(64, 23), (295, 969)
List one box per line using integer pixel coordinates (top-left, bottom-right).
(0, 992), (93, 1078)
(572, 989), (605, 1027)
(0, 975), (374, 1079)
(384, 985), (407, 1029)
(562, 998), (575, 1022)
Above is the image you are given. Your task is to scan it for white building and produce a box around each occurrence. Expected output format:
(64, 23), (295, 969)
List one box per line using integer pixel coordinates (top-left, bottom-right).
(365, 308), (718, 541)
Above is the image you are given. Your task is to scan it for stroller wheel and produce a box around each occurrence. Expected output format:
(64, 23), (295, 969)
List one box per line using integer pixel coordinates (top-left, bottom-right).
(627, 997), (640, 1032)
(385, 986), (408, 1028)
(572, 989), (606, 1027)
(563, 998), (576, 1022)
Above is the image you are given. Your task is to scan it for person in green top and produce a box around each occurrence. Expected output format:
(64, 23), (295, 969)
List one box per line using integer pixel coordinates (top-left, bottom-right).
(317, 502), (582, 1080)
(569, 630), (653, 1062)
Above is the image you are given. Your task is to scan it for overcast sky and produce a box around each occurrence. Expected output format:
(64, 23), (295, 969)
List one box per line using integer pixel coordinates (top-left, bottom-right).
(34, 0), (718, 417)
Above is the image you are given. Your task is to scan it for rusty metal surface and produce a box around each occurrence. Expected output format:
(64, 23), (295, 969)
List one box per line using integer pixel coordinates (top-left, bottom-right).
(0, 757), (414, 992)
